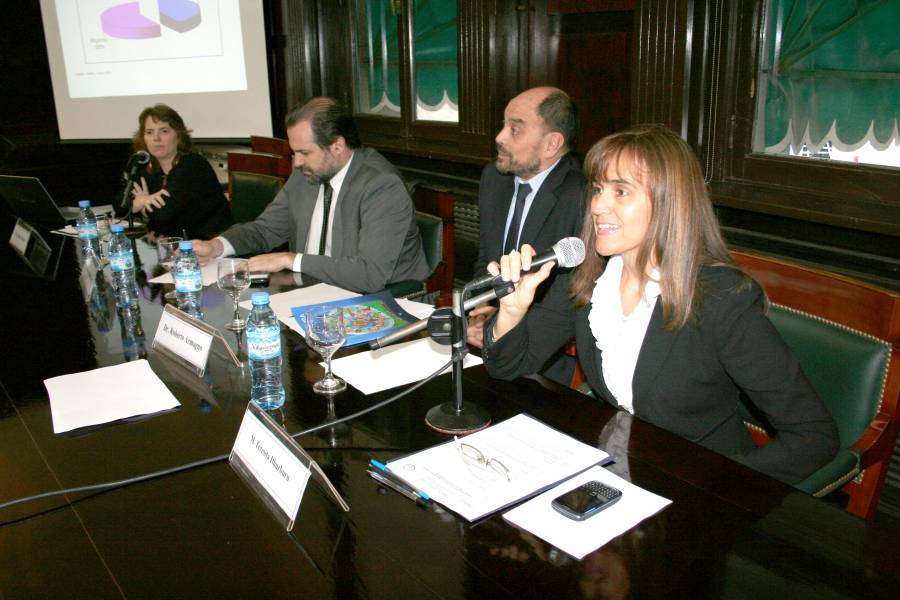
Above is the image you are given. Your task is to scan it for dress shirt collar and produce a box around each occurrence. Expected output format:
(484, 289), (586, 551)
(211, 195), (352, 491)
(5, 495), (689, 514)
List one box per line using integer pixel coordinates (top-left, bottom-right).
(514, 157), (562, 198)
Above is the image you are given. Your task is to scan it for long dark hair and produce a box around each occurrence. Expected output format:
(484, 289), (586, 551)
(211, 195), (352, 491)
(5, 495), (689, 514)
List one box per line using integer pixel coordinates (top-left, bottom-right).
(570, 124), (743, 329)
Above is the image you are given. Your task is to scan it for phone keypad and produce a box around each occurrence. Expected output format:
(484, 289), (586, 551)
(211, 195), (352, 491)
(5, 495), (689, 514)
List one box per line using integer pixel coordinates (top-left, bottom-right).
(585, 482), (619, 500)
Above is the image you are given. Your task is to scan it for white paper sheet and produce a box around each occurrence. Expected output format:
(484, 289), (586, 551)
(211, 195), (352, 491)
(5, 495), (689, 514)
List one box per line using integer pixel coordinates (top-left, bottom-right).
(44, 360), (181, 433)
(149, 257), (222, 287)
(503, 465), (671, 560)
(386, 414), (611, 522)
(329, 336), (482, 395)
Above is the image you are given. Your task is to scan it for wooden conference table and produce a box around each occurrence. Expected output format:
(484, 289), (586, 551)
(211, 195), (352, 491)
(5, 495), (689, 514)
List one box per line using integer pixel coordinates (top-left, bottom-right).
(0, 236), (897, 599)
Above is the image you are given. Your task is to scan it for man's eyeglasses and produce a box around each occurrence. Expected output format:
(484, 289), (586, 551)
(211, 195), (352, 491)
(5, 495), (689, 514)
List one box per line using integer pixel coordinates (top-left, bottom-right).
(454, 436), (511, 482)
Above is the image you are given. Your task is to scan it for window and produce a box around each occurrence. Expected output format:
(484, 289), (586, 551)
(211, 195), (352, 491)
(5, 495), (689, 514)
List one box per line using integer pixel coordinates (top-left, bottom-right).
(351, 0), (459, 125)
(753, 0), (900, 168)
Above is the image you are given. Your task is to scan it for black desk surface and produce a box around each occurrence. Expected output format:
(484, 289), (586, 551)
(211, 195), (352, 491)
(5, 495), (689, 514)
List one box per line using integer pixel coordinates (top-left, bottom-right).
(1, 238), (898, 599)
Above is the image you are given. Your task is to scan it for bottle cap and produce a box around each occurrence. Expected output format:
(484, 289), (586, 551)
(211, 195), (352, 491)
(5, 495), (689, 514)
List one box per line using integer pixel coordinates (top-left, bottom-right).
(78, 200), (91, 208)
(251, 292), (270, 306)
(178, 240), (193, 251)
(111, 224), (124, 233)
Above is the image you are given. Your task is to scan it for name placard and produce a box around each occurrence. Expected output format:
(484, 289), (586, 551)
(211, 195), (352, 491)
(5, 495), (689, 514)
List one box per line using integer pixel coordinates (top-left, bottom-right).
(152, 306), (214, 376)
(9, 219), (30, 255)
(229, 403), (350, 531)
(231, 405), (311, 526)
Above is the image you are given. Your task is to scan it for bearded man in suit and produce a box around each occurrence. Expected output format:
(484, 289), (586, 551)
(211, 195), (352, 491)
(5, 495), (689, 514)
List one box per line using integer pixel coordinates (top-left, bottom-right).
(193, 97), (429, 293)
(468, 87), (585, 384)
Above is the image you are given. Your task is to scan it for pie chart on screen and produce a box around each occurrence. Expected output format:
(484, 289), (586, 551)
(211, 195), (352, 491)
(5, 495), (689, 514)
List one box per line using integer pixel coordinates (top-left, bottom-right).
(101, 0), (202, 39)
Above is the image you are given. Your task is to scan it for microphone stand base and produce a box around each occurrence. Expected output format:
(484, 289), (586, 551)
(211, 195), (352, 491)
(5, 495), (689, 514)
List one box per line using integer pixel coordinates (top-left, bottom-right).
(425, 401), (491, 435)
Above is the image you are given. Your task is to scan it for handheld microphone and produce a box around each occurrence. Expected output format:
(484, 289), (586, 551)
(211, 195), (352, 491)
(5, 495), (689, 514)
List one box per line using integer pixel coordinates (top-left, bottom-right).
(468, 237), (586, 290)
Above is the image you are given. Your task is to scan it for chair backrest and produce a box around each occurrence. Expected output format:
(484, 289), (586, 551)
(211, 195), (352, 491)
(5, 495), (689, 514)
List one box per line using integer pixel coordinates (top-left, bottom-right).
(416, 211), (443, 277)
(764, 305), (890, 448)
(410, 184), (455, 306)
(229, 171), (283, 223)
(732, 250), (900, 518)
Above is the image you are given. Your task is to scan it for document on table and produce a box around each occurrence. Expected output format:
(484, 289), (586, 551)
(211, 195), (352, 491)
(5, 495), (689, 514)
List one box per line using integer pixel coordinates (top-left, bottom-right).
(239, 283), (356, 333)
(329, 336), (482, 395)
(386, 413), (611, 522)
(44, 360), (180, 433)
(503, 465), (672, 560)
(149, 258), (221, 287)
(238, 283), (435, 336)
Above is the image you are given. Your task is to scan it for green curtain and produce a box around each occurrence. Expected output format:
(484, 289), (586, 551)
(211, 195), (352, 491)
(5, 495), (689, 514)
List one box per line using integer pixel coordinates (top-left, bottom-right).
(760, 0), (900, 152)
(356, 0), (401, 115)
(413, 0), (458, 111)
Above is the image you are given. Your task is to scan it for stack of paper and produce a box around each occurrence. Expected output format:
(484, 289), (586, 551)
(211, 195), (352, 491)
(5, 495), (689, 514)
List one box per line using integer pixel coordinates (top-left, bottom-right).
(43, 360), (180, 433)
(386, 414), (611, 521)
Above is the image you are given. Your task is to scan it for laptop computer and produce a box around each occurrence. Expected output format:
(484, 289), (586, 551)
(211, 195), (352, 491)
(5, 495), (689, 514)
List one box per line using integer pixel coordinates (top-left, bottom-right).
(0, 175), (80, 227)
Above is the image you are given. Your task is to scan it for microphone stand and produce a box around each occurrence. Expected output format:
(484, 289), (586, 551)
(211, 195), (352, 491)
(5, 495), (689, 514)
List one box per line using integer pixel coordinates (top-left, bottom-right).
(368, 278), (514, 434)
(120, 157), (148, 239)
(423, 280), (513, 435)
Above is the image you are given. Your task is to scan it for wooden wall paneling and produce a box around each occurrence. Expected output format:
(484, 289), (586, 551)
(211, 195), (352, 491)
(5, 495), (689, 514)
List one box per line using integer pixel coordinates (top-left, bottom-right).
(278, 0), (323, 114)
(632, 0), (690, 132)
(556, 10), (633, 153)
(459, 0), (496, 158)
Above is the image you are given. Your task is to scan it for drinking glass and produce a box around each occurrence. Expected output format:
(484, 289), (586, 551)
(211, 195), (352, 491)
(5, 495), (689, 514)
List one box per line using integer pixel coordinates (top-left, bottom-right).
(217, 258), (251, 331)
(96, 213), (111, 265)
(156, 236), (182, 300)
(305, 306), (347, 394)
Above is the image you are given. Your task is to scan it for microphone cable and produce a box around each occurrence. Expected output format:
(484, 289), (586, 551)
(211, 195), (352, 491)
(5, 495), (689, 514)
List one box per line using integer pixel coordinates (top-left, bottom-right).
(0, 358), (453, 522)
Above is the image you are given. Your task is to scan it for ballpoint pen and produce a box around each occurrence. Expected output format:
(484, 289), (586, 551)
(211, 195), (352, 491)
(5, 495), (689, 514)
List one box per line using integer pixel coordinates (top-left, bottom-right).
(369, 459), (431, 502)
(368, 470), (428, 507)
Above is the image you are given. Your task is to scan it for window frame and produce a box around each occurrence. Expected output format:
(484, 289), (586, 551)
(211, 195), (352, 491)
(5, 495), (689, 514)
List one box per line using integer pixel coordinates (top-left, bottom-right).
(708, 0), (900, 237)
(348, 0), (461, 150)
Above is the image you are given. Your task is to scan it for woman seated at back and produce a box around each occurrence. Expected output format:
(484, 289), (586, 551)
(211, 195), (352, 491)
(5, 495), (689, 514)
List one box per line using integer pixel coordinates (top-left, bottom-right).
(122, 104), (234, 239)
(482, 124), (838, 485)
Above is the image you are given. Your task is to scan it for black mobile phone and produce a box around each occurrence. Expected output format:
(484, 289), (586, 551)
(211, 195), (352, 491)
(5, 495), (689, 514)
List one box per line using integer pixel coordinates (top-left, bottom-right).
(551, 481), (622, 521)
(248, 271), (270, 287)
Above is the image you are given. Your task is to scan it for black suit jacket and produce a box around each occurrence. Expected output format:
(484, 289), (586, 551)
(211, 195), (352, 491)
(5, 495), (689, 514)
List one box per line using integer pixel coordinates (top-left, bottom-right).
(483, 266), (839, 485)
(475, 153), (585, 279)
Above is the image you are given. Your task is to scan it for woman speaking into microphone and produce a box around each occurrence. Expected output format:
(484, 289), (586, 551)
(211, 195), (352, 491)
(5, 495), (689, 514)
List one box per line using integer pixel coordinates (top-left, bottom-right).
(120, 104), (233, 239)
(481, 124), (837, 485)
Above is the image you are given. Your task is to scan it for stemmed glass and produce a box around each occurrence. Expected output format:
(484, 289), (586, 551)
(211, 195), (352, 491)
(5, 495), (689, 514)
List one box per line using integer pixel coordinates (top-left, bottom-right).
(305, 306), (347, 394)
(217, 258), (251, 331)
(156, 236), (183, 300)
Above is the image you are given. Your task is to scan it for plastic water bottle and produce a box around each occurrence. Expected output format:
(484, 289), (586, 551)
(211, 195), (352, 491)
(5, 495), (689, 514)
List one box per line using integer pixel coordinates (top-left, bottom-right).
(174, 240), (204, 319)
(107, 224), (139, 308)
(76, 200), (102, 265)
(247, 292), (285, 410)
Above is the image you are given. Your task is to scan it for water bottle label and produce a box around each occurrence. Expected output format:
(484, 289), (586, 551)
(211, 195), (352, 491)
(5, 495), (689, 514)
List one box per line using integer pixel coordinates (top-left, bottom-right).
(109, 251), (134, 271)
(78, 223), (98, 240)
(247, 326), (281, 360)
(175, 270), (202, 292)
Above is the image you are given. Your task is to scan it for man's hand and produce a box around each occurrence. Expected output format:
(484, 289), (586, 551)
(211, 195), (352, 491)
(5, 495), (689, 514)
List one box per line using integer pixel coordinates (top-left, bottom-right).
(248, 252), (296, 273)
(466, 305), (498, 348)
(191, 238), (224, 266)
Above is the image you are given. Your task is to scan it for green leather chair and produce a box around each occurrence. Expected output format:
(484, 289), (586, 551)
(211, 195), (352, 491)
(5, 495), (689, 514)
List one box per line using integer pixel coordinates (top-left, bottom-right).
(733, 251), (900, 520)
(740, 305), (891, 497)
(387, 211), (444, 299)
(229, 171), (283, 223)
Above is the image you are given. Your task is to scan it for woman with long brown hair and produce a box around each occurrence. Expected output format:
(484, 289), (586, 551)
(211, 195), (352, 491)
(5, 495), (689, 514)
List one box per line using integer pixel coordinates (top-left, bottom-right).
(122, 104), (233, 238)
(482, 124), (837, 485)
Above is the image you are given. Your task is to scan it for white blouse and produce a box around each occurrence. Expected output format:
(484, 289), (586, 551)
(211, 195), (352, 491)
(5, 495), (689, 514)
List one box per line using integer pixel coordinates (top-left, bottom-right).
(587, 255), (661, 414)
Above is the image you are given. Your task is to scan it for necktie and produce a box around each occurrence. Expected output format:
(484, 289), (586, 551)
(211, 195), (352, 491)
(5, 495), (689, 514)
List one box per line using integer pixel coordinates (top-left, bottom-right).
(318, 182), (333, 255)
(503, 183), (532, 255)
